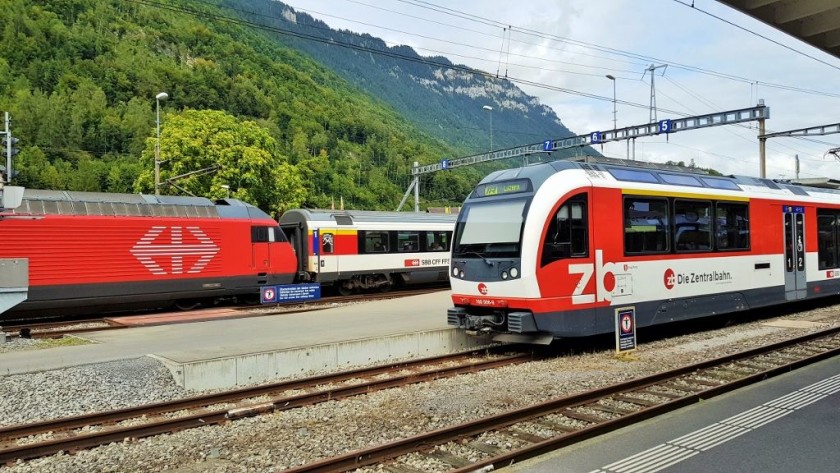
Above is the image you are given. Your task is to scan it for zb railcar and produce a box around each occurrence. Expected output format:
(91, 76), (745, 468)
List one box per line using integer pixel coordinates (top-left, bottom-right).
(0, 190), (297, 319)
(279, 209), (456, 295)
(447, 159), (840, 344)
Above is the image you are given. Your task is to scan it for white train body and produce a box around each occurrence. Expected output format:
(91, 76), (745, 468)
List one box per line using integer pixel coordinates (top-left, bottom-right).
(280, 209), (455, 294)
(448, 160), (840, 344)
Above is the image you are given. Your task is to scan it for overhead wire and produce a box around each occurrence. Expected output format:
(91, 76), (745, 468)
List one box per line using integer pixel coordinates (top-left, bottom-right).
(135, 0), (839, 174)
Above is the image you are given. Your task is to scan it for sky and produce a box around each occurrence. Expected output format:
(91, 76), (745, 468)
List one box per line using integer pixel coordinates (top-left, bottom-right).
(280, 0), (840, 181)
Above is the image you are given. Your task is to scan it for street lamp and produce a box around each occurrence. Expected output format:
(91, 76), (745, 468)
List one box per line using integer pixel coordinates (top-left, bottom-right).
(155, 92), (169, 196)
(605, 75), (616, 130)
(221, 184), (230, 198)
(482, 105), (493, 152)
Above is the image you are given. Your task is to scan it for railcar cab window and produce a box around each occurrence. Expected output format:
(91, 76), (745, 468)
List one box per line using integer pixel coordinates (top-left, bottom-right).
(674, 200), (712, 252)
(624, 197), (669, 254)
(453, 199), (527, 259)
(541, 194), (588, 266)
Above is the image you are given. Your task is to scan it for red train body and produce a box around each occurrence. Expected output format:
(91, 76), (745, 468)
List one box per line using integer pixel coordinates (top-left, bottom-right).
(0, 190), (296, 319)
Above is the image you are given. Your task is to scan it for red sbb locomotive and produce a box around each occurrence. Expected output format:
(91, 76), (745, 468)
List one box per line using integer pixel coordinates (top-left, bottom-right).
(0, 189), (296, 318)
(448, 159), (840, 344)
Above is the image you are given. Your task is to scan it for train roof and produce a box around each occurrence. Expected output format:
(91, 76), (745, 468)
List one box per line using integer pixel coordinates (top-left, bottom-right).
(477, 157), (840, 200)
(4, 189), (272, 220)
(279, 208), (457, 226)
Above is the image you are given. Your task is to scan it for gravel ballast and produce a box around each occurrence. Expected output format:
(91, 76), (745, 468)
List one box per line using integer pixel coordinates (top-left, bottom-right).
(1, 303), (839, 472)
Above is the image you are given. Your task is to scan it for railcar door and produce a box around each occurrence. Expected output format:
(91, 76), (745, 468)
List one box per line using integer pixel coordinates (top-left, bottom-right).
(252, 226), (273, 275)
(314, 228), (339, 280)
(783, 205), (806, 300)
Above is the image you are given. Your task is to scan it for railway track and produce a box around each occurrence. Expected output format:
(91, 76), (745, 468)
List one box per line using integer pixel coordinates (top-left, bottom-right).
(0, 348), (531, 465)
(282, 326), (840, 473)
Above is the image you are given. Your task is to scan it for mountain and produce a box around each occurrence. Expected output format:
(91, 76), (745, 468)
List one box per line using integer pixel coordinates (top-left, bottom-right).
(221, 0), (597, 158)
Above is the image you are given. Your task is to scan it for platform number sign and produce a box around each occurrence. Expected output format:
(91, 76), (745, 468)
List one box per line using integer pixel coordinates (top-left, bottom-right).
(615, 306), (637, 353)
(440, 159), (449, 170)
(590, 131), (602, 144)
(542, 140), (553, 151)
(658, 119), (672, 134)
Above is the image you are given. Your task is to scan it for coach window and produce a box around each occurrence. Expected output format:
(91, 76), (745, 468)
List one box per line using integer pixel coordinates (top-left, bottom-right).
(817, 211), (837, 269)
(426, 231), (450, 251)
(714, 202), (750, 251)
(398, 231), (420, 252)
(365, 232), (389, 253)
(321, 232), (334, 254)
(624, 197), (669, 254)
(541, 194), (588, 266)
(674, 199), (712, 252)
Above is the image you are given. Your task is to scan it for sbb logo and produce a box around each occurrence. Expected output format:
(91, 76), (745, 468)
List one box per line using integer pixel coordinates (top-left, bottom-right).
(477, 283), (488, 295)
(664, 268), (676, 290)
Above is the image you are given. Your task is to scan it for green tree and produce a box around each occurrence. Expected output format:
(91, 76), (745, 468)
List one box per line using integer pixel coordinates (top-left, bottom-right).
(135, 109), (306, 215)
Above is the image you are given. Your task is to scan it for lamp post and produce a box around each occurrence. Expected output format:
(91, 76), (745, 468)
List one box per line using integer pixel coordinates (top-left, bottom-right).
(155, 92), (169, 196)
(605, 75), (616, 130)
(482, 105), (493, 152)
(221, 184), (230, 198)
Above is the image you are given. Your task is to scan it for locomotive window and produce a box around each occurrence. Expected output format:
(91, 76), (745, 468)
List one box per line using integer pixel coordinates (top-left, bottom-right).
(541, 194), (588, 266)
(252, 226), (269, 243)
(397, 232), (420, 252)
(817, 210), (837, 269)
(674, 200), (712, 252)
(714, 202), (749, 251)
(624, 197), (669, 254)
(426, 231), (450, 251)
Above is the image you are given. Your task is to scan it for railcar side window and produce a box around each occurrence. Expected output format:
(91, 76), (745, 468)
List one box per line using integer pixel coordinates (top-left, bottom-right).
(541, 194), (588, 266)
(817, 211), (837, 269)
(624, 197), (669, 254)
(364, 232), (389, 253)
(426, 231), (450, 251)
(397, 232), (420, 252)
(714, 202), (749, 251)
(674, 200), (712, 252)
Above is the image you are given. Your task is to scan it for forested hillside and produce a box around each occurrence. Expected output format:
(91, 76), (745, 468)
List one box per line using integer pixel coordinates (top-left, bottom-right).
(223, 0), (589, 155)
(0, 0), (591, 214)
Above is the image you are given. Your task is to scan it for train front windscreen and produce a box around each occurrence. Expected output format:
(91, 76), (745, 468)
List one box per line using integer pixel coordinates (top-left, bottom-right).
(452, 198), (529, 259)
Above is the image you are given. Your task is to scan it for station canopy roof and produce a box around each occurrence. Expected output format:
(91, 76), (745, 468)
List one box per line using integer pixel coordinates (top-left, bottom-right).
(717, 0), (840, 60)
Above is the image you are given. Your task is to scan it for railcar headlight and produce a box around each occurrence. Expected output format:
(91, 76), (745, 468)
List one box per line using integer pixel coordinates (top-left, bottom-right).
(452, 267), (459, 277)
(510, 267), (518, 278)
(458, 269), (465, 278)
(501, 271), (509, 280)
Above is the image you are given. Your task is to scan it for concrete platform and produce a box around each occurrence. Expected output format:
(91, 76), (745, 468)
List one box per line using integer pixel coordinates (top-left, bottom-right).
(1, 290), (493, 390)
